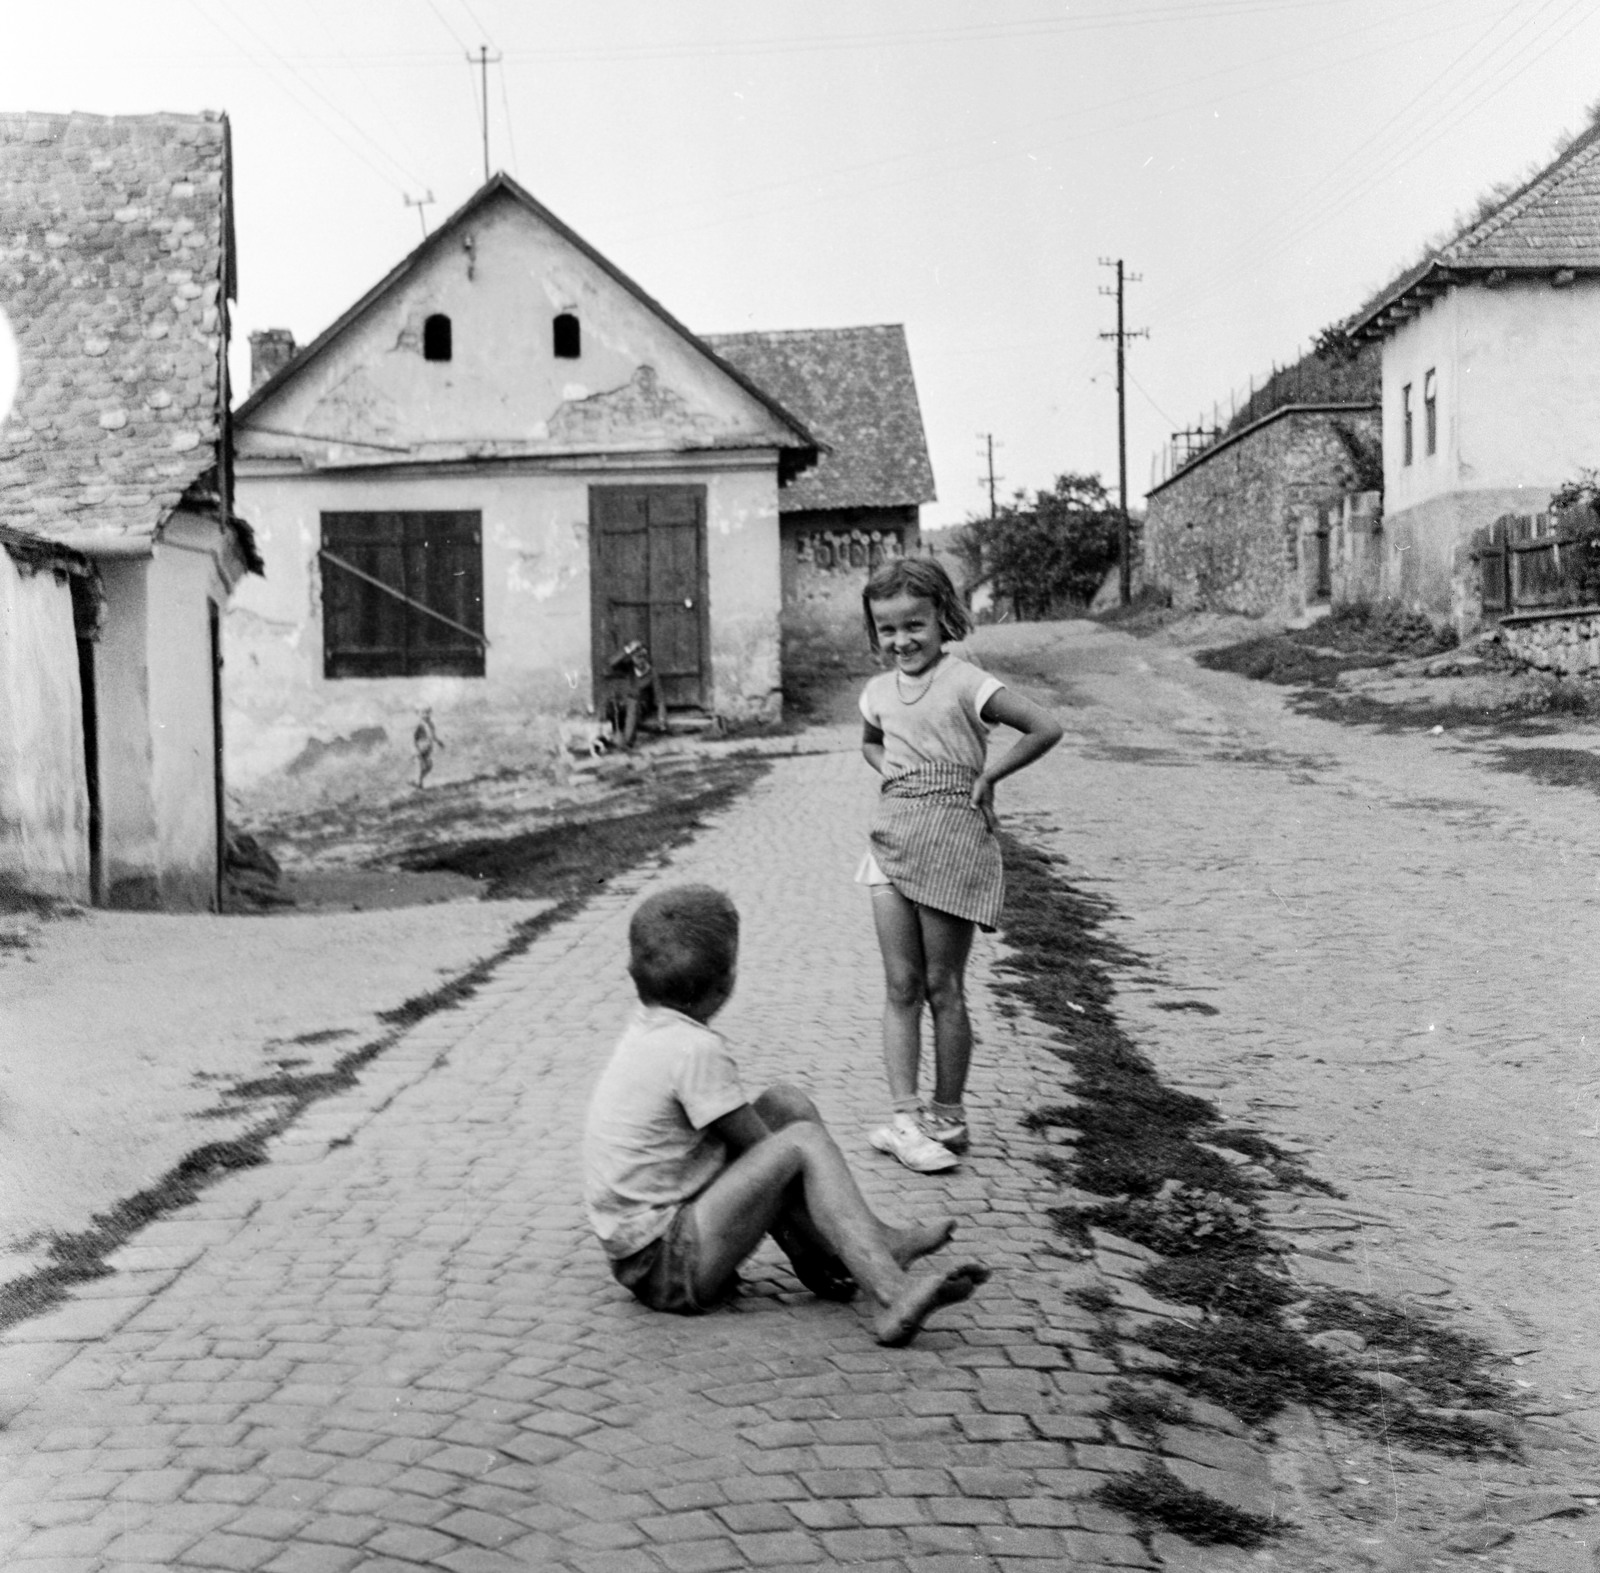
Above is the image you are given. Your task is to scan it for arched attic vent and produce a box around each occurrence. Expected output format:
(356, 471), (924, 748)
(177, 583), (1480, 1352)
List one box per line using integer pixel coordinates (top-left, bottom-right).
(423, 314), (453, 362)
(553, 313), (580, 359)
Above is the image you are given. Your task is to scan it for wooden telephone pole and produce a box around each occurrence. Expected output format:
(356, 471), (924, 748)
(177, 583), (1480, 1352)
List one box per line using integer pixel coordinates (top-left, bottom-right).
(1098, 259), (1147, 606)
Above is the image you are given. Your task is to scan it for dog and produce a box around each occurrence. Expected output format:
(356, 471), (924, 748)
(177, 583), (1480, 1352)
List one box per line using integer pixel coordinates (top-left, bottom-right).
(558, 712), (614, 758)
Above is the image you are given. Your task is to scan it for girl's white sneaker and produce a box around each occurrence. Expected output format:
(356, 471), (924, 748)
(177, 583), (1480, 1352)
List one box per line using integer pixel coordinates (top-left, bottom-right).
(869, 1113), (959, 1173)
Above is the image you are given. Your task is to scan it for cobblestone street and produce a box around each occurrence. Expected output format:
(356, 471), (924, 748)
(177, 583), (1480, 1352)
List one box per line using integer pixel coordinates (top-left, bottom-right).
(3, 621), (1600, 1571)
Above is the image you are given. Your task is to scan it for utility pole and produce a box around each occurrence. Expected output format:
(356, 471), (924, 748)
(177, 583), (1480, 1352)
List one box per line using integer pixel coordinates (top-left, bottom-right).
(403, 190), (435, 240)
(977, 432), (1003, 518)
(1098, 259), (1148, 605)
(470, 45), (503, 183)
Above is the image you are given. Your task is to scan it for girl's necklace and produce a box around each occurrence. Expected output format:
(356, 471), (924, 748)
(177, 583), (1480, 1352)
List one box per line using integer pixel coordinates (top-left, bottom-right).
(895, 657), (943, 705)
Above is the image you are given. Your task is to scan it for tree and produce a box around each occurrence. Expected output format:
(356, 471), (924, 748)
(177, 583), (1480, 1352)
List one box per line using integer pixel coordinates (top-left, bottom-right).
(959, 472), (1121, 621)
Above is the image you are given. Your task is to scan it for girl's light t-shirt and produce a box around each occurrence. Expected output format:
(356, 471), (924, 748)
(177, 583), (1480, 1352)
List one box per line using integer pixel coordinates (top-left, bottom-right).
(859, 653), (1004, 778)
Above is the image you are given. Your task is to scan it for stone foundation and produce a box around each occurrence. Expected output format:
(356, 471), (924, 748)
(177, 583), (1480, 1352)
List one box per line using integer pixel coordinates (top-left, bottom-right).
(1499, 606), (1600, 676)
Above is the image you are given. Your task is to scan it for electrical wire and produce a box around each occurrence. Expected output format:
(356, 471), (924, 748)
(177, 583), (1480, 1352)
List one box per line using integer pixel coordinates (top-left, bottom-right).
(420, 0), (470, 53)
(498, 58), (521, 179)
(184, 0), (423, 196)
(1144, 0), (1586, 330)
(603, 6), (1480, 249)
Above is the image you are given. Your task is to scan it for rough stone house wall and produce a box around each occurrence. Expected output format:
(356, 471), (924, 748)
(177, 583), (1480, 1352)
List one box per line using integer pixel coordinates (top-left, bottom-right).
(1143, 406), (1380, 617)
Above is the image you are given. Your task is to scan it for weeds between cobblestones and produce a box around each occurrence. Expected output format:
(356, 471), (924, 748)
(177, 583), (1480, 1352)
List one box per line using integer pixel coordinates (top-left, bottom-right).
(993, 828), (1525, 1546)
(0, 761), (766, 1335)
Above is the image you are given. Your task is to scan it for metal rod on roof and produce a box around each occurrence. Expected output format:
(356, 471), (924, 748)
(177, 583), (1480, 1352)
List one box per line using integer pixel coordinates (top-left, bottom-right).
(471, 45), (503, 183)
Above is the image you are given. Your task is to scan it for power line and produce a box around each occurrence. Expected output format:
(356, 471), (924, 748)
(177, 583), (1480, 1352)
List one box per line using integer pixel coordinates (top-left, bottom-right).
(420, 0), (470, 52)
(498, 57), (521, 179)
(185, 0), (425, 196)
(602, 3), (1480, 250)
(1146, 0), (1592, 334)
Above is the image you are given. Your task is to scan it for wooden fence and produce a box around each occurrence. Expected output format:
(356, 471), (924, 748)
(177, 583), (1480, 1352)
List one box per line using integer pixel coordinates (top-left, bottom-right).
(1476, 512), (1600, 614)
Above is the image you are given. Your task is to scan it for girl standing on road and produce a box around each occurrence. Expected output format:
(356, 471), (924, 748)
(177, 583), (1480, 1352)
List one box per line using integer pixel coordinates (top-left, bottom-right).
(856, 558), (1063, 1173)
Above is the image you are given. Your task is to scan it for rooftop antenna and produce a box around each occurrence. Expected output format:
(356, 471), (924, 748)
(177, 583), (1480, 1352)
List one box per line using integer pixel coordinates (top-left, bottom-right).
(403, 190), (435, 239)
(470, 44), (504, 182)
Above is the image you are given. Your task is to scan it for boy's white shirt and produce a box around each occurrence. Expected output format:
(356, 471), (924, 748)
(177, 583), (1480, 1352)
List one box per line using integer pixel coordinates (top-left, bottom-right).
(582, 1003), (748, 1259)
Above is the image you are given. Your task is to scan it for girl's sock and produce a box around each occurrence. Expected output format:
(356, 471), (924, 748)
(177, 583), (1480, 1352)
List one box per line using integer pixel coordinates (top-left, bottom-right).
(928, 1100), (965, 1127)
(890, 1095), (922, 1118)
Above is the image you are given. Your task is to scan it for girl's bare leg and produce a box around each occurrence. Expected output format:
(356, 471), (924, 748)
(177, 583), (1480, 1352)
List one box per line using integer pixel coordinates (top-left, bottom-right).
(917, 905), (976, 1109)
(871, 884), (927, 1107)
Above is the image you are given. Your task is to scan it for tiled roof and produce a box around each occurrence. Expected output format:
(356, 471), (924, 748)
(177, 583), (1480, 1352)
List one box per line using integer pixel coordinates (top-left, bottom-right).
(0, 111), (234, 547)
(1351, 120), (1600, 338)
(1440, 119), (1600, 269)
(703, 325), (935, 511)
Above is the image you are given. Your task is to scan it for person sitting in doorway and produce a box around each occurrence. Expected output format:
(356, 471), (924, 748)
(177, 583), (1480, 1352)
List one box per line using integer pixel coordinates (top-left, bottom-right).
(606, 638), (670, 748)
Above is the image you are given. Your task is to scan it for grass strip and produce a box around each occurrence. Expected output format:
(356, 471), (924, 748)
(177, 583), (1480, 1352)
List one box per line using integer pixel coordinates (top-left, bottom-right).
(991, 828), (1522, 1495)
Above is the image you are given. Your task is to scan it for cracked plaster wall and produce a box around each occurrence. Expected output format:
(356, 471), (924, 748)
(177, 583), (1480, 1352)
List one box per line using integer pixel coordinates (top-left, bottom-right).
(0, 550), (88, 901)
(226, 463), (784, 784)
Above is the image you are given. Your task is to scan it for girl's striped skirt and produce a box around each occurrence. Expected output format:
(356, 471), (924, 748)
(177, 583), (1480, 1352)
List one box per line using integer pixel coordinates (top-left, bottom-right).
(868, 762), (1004, 929)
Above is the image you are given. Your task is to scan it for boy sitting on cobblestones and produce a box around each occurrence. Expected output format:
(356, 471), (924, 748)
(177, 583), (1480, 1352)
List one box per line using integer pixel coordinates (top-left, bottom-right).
(584, 884), (989, 1346)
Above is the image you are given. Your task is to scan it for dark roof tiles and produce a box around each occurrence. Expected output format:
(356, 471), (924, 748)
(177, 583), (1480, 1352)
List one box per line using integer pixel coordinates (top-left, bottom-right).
(0, 111), (232, 545)
(1440, 120), (1600, 269)
(704, 324), (935, 512)
(1351, 121), (1600, 336)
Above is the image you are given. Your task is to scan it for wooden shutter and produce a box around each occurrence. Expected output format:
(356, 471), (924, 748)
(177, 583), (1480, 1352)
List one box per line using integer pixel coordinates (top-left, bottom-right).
(322, 512), (484, 678)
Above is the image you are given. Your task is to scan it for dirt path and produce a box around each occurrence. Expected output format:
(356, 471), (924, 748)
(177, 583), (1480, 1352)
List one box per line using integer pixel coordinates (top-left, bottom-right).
(978, 618), (1600, 1557)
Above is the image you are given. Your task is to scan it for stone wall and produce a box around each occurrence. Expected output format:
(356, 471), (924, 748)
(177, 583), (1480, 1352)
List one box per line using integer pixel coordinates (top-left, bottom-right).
(1500, 607), (1600, 677)
(780, 505), (918, 655)
(1143, 407), (1380, 617)
(1323, 491), (1384, 606)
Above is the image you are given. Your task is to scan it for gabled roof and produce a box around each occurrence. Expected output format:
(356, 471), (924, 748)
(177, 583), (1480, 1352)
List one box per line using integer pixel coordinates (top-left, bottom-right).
(703, 325), (936, 512)
(236, 172), (820, 481)
(1351, 120), (1600, 340)
(0, 111), (236, 547)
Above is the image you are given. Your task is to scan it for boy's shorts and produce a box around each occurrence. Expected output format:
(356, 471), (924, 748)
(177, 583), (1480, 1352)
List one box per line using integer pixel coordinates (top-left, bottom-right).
(610, 1204), (738, 1316)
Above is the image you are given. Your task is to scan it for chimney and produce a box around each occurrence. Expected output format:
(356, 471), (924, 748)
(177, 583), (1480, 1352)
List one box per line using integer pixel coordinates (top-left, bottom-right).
(249, 328), (297, 391)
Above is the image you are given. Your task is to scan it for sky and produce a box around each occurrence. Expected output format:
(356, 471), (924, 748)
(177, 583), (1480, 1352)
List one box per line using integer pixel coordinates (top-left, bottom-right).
(5, 0), (1600, 527)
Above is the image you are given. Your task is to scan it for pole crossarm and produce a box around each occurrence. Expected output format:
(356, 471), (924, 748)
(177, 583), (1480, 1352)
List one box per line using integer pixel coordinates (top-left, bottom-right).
(319, 549), (490, 649)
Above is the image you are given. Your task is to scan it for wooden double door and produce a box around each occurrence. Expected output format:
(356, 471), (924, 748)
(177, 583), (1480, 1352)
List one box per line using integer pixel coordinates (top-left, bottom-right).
(589, 485), (709, 710)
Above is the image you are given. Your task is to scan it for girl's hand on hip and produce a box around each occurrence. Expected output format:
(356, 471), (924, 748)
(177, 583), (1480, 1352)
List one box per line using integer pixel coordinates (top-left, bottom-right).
(970, 774), (997, 833)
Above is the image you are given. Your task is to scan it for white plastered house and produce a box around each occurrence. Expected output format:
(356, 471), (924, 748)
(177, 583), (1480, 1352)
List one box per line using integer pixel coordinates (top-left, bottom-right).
(227, 174), (818, 786)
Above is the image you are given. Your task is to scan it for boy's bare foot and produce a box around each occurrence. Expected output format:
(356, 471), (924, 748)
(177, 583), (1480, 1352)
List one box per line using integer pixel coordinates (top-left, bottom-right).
(874, 1262), (990, 1347)
(887, 1218), (956, 1266)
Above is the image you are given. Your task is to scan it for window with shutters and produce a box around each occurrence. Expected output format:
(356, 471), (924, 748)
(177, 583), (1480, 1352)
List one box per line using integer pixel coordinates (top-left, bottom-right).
(320, 512), (485, 679)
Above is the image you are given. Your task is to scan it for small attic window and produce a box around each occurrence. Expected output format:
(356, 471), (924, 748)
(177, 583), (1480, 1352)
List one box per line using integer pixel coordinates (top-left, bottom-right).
(553, 313), (581, 359)
(423, 314), (453, 362)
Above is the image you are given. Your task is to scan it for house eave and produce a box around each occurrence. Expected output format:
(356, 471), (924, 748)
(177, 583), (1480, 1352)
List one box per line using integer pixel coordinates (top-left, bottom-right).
(1348, 262), (1600, 342)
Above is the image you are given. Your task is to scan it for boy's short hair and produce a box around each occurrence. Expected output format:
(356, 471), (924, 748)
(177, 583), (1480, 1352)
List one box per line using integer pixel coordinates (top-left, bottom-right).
(861, 556), (972, 649)
(628, 885), (739, 1010)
